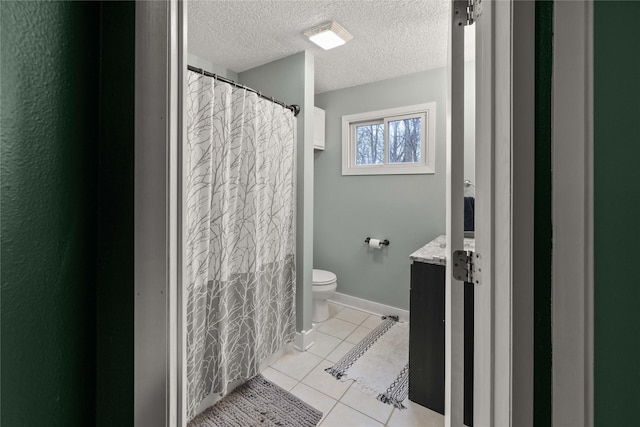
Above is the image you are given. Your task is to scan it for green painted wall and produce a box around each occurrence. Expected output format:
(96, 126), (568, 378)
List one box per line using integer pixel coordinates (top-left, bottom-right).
(1, 2), (135, 425)
(534, 2), (553, 426)
(594, 1), (640, 425)
(96, 2), (135, 426)
(313, 66), (477, 310)
(239, 52), (316, 331)
(1, 2), (100, 424)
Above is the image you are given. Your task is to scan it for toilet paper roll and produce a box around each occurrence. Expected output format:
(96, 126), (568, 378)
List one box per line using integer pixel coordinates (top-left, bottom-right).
(368, 238), (383, 249)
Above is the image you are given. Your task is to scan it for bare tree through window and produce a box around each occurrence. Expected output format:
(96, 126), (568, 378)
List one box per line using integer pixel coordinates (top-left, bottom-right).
(355, 123), (384, 165)
(343, 104), (434, 176)
(388, 118), (421, 163)
(355, 118), (422, 165)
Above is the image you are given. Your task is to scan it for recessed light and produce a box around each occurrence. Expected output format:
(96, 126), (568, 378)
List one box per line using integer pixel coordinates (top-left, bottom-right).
(304, 21), (353, 50)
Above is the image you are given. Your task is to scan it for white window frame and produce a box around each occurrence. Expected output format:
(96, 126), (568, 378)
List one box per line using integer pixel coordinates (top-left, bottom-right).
(341, 102), (436, 176)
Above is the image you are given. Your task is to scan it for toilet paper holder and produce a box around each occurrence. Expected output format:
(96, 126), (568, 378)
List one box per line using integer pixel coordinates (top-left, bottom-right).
(364, 237), (390, 246)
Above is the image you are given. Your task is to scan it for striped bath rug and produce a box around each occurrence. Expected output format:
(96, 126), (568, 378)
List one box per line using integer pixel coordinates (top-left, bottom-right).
(188, 374), (322, 426)
(325, 316), (410, 408)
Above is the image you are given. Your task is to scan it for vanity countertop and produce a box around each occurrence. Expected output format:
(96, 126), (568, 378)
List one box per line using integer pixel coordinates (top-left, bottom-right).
(409, 234), (475, 265)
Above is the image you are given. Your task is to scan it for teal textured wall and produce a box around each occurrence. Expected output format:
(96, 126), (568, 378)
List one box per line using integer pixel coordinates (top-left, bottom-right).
(314, 68), (454, 310)
(594, 1), (640, 425)
(1, 2), (100, 424)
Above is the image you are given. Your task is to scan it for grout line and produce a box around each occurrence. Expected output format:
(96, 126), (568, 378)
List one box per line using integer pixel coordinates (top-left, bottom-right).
(270, 354), (323, 382)
(272, 305), (409, 426)
(332, 400), (385, 426)
(335, 316), (368, 327)
(317, 399), (337, 427)
(316, 386), (337, 426)
(270, 366), (303, 385)
(336, 389), (391, 426)
(297, 357), (350, 401)
(385, 407), (395, 426)
(320, 336), (391, 426)
(290, 377), (337, 425)
(336, 379), (353, 401)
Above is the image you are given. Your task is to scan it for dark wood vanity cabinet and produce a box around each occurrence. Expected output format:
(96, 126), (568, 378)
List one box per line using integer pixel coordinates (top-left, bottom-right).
(409, 261), (474, 426)
(409, 261), (445, 414)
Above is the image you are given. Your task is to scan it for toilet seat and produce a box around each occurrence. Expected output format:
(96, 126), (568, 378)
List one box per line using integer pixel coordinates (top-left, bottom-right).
(312, 283), (336, 292)
(313, 269), (336, 285)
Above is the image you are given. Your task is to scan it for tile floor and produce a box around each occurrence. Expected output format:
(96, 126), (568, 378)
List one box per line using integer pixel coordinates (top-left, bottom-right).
(261, 303), (444, 427)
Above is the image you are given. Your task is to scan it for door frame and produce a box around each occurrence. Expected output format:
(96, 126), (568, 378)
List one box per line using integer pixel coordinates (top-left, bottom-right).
(134, 1), (185, 426)
(552, 2), (593, 426)
(132, 1), (596, 426)
(445, 3), (466, 427)
(472, 1), (537, 426)
(449, 0), (531, 425)
(474, 2), (594, 426)
(472, 0), (524, 425)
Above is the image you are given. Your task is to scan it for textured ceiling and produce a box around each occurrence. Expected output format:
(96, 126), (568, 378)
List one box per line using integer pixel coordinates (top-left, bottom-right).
(189, 0), (472, 94)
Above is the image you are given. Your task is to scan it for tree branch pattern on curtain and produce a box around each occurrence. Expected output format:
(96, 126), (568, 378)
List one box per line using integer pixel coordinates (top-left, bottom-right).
(185, 71), (296, 419)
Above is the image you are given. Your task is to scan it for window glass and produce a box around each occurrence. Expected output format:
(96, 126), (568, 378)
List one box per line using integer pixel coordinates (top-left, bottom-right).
(342, 103), (435, 176)
(355, 122), (384, 165)
(388, 118), (422, 164)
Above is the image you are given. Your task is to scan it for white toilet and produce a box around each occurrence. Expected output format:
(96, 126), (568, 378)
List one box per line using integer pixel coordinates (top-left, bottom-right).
(312, 269), (337, 323)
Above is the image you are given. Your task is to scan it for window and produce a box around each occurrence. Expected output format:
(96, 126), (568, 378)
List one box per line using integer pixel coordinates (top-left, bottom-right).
(342, 103), (435, 175)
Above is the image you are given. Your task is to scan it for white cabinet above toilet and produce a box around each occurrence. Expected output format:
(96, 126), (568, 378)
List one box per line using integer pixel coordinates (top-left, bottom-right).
(313, 107), (325, 150)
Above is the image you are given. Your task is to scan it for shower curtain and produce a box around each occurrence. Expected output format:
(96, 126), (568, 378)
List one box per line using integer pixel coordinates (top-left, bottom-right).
(185, 70), (297, 419)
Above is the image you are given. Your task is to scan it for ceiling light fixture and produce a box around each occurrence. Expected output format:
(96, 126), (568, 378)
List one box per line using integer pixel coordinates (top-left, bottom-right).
(304, 21), (353, 50)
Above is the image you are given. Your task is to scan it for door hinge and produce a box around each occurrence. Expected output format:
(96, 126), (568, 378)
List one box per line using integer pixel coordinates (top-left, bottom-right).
(453, 250), (482, 285)
(466, 0), (483, 25)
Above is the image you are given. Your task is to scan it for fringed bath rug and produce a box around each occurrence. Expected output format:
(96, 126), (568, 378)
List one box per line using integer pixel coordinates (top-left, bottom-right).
(187, 375), (322, 427)
(325, 315), (410, 409)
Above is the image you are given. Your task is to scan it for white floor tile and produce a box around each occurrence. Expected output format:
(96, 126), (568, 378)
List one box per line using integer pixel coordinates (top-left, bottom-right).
(328, 302), (344, 317)
(319, 402), (383, 427)
(387, 399), (444, 427)
(340, 385), (394, 424)
(335, 307), (370, 325)
(260, 367), (298, 391)
(308, 331), (342, 358)
(317, 318), (358, 340)
(345, 326), (374, 344)
(264, 303), (427, 426)
(361, 314), (384, 330)
(325, 341), (355, 363)
(290, 382), (337, 422)
(270, 349), (323, 380)
(301, 361), (353, 400)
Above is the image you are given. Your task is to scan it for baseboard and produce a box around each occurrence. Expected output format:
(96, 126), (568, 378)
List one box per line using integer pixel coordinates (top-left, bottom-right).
(329, 292), (410, 322)
(293, 328), (315, 352)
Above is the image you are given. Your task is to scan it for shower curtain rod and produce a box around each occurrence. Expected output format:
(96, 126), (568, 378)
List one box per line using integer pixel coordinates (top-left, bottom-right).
(188, 65), (301, 117)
